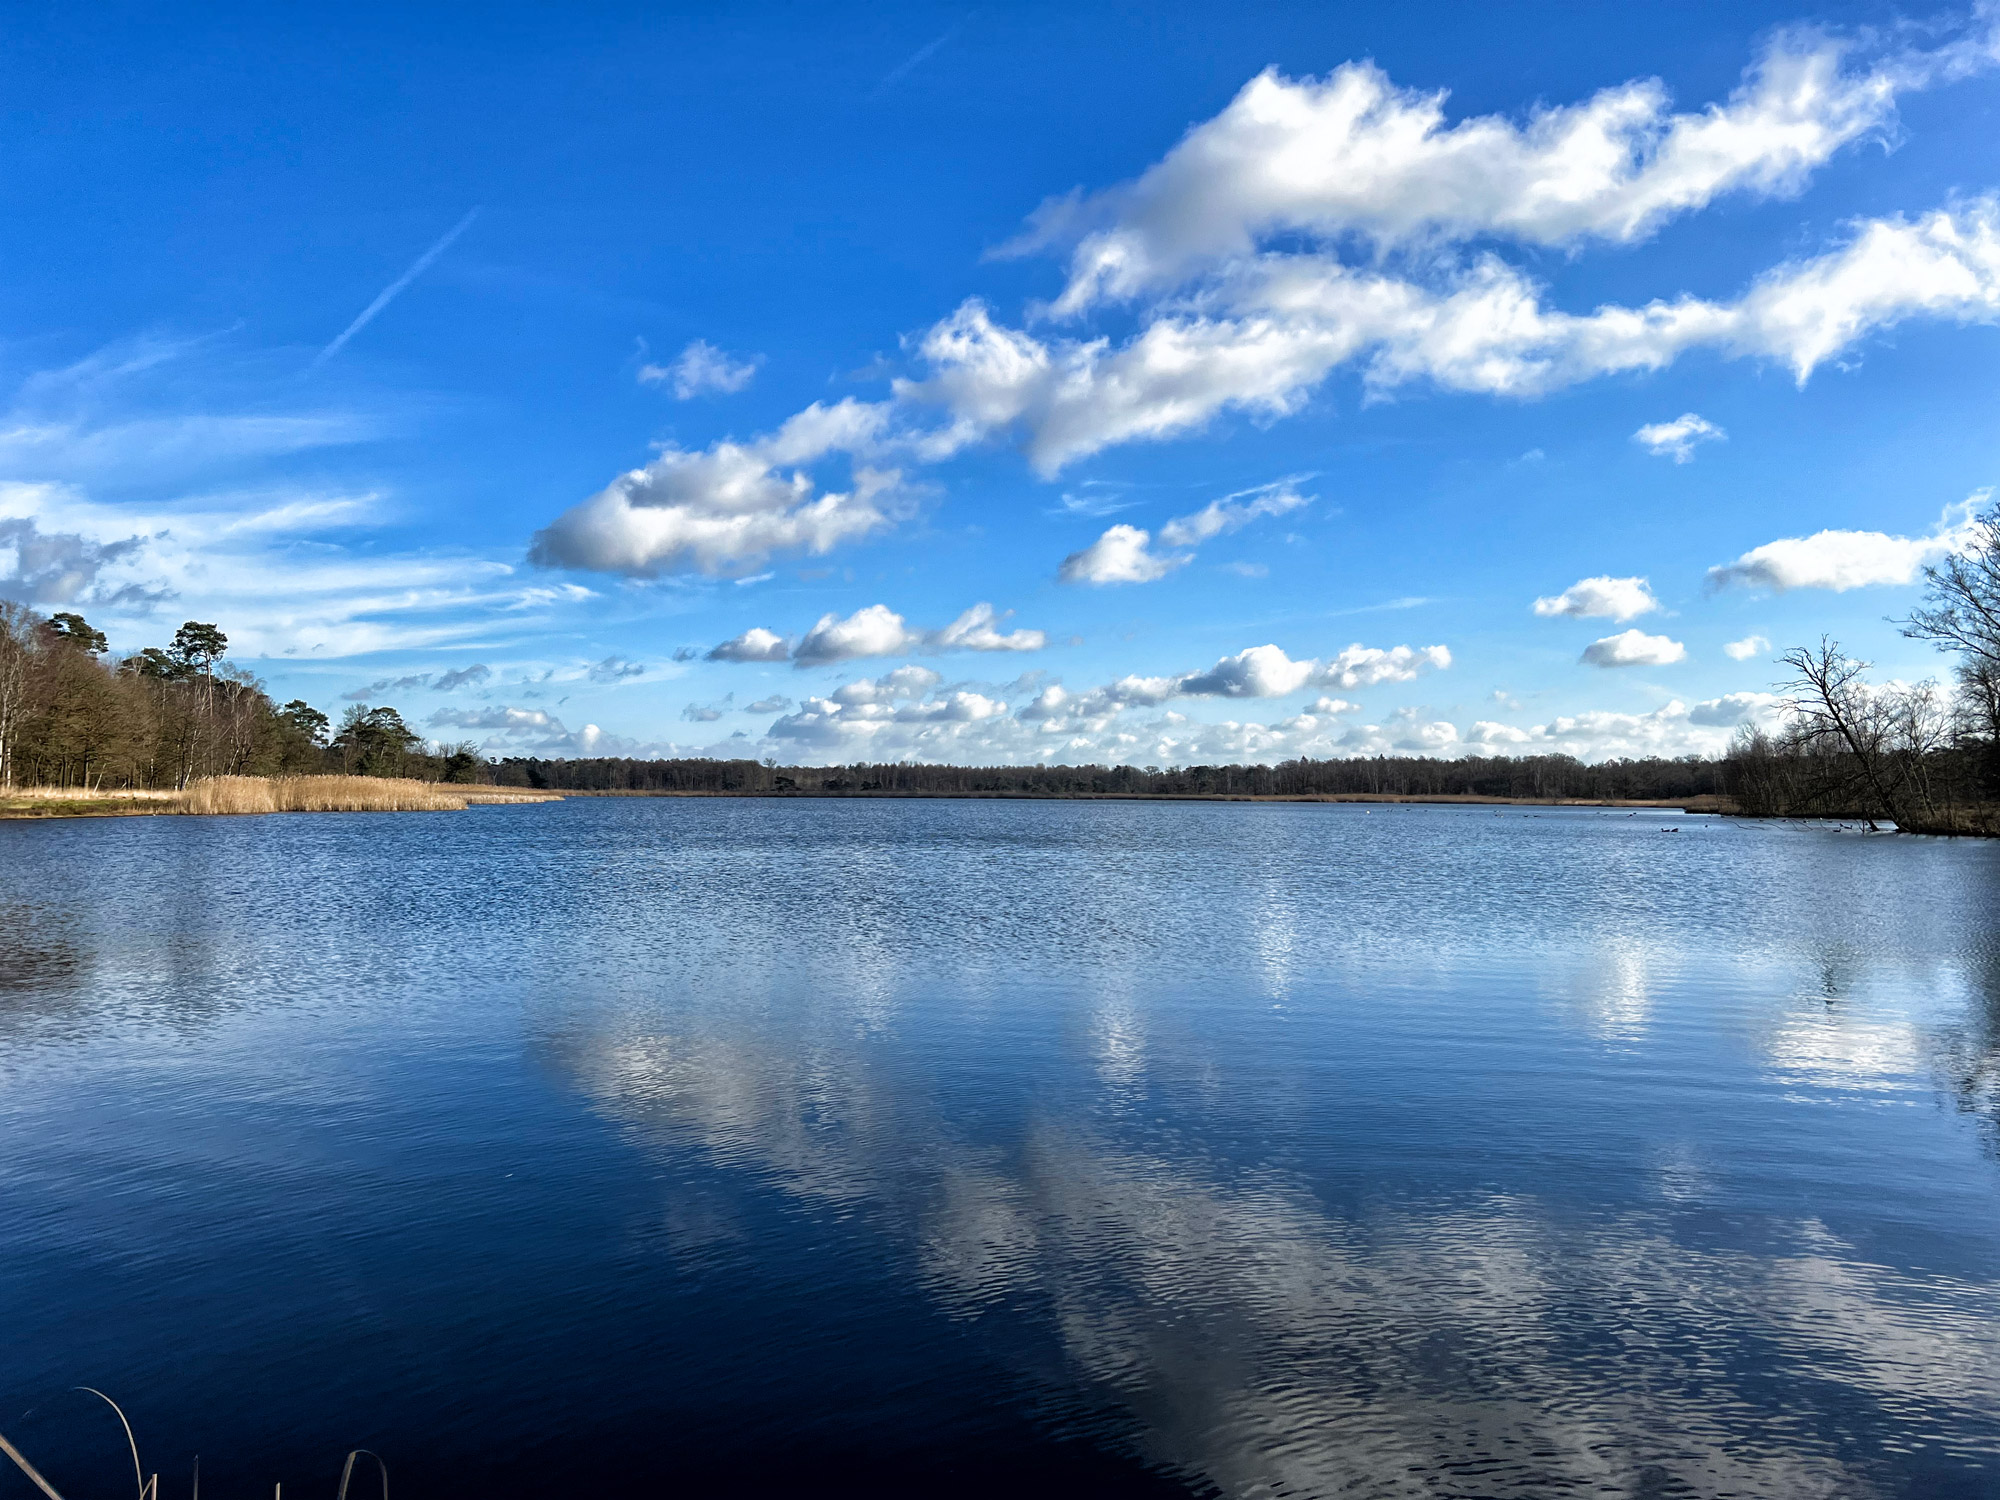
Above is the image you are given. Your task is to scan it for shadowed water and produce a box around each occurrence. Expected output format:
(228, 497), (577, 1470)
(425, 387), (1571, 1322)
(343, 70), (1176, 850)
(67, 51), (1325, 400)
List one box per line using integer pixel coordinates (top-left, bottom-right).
(2, 799), (1998, 1498)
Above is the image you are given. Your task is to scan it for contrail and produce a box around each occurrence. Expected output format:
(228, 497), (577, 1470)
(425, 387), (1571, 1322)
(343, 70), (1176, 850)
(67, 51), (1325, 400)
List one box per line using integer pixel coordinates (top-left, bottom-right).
(311, 208), (480, 369)
(874, 17), (969, 93)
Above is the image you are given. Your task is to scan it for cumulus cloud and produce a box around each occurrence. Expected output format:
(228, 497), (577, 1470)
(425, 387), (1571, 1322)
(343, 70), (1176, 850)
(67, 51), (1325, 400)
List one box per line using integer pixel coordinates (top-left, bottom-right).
(1532, 575), (1660, 622)
(1013, 32), (1947, 312)
(794, 603), (916, 664)
(428, 705), (565, 732)
(829, 666), (942, 705)
(769, 686), (1012, 748)
(640, 339), (762, 398)
(1177, 643), (1320, 698)
(1060, 480), (1311, 585)
(434, 663), (492, 691)
(528, 399), (903, 578)
(588, 655), (645, 682)
(426, 703), (670, 758)
(1634, 412), (1726, 462)
(1058, 523), (1182, 585)
(1580, 628), (1688, 667)
(1026, 641), (1450, 725)
(1057, 523), (1184, 585)
(711, 603), (1045, 666)
(343, 672), (434, 701)
(1707, 500), (1982, 592)
(707, 626), (791, 662)
(1724, 634), (1771, 660)
(1688, 690), (1784, 727)
(745, 694), (793, 714)
(682, 699), (728, 722)
(0, 513), (157, 606)
(537, 20), (2000, 569)
(930, 601), (1048, 654)
(892, 193), (2000, 475)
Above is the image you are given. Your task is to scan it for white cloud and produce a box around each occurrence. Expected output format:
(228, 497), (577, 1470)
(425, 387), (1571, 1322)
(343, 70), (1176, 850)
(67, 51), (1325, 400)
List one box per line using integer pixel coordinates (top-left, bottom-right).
(1178, 643), (1320, 698)
(1157, 479), (1312, 547)
(528, 399), (903, 578)
(1026, 641), (1449, 727)
(707, 626), (790, 662)
(1532, 575), (1660, 622)
(1634, 412), (1726, 462)
(768, 687), (1012, 749)
(790, 602), (1046, 666)
(745, 694), (793, 714)
(1581, 628), (1687, 667)
(1688, 691), (1785, 727)
(1724, 634), (1771, 660)
(931, 601), (1047, 654)
(537, 22), (2000, 569)
(1061, 479), (1311, 585)
(795, 603), (917, 664)
(902, 197), (2000, 475)
(829, 666), (942, 705)
(1059, 523), (1185, 585)
(1707, 499), (1982, 592)
(1317, 642), (1453, 689)
(588, 655), (644, 682)
(1015, 33), (1938, 313)
(640, 339), (762, 399)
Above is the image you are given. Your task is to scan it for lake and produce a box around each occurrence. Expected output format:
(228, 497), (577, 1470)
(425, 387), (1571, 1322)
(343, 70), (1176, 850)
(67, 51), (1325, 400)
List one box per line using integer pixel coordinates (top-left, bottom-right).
(2, 798), (1998, 1498)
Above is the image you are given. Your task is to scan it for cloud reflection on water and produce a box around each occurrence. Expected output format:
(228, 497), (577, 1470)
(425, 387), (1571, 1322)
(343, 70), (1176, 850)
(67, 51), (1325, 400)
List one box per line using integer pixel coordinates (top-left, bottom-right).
(559, 991), (2000, 1498)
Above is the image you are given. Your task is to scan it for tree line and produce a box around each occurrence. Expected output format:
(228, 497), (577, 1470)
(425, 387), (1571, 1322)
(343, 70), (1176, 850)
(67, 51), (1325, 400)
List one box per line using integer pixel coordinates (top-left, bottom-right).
(0, 604), (482, 789)
(1723, 500), (2000, 833)
(7, 496), (1998, 829)
(489, 751), (1728, 800)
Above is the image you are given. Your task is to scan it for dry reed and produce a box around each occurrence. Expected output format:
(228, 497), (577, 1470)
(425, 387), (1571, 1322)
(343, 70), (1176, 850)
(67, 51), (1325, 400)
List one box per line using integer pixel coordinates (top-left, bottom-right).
(0, 776), (560, 818)
(179, 775), (560, 814)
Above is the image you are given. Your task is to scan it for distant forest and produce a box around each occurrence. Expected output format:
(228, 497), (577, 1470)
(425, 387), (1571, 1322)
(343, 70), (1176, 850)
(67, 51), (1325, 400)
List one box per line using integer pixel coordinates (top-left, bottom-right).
(5, 499), (1998, 831)
(489, 752), (1728, 801)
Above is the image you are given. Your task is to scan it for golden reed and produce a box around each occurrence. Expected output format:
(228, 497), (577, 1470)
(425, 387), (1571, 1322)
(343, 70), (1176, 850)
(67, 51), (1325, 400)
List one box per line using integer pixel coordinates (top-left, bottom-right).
(178, 775), (559, 814)
(1, 777), (559, 817)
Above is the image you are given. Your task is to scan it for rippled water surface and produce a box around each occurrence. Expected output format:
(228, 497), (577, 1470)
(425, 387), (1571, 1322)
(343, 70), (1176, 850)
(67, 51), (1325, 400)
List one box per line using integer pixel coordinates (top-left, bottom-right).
(4, 799), (2000, 1498)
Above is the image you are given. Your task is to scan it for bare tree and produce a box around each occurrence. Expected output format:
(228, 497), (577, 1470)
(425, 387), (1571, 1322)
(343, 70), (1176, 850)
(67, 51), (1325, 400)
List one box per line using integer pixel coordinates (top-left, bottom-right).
(1904, 501), (2000, 670)
(1780, 638), (1903, 827)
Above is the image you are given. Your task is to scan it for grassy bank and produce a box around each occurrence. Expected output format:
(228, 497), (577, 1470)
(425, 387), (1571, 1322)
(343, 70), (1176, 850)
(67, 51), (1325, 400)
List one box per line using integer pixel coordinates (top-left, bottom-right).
(0, 775), (560, 819)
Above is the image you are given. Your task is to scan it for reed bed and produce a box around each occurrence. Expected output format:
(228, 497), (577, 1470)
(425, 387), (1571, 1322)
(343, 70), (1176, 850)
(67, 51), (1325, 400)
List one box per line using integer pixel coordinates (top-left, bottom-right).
(180, 775), (559, 814)
(0, 776), (560, 818)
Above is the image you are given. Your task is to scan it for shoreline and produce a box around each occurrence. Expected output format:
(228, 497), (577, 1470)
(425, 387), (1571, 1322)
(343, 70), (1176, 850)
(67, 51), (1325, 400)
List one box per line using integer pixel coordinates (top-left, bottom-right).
(525, 788), (1735, 811)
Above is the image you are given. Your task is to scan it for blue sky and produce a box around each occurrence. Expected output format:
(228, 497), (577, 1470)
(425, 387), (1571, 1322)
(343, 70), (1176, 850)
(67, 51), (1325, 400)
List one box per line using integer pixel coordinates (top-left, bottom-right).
(4, 1), (1999, 764)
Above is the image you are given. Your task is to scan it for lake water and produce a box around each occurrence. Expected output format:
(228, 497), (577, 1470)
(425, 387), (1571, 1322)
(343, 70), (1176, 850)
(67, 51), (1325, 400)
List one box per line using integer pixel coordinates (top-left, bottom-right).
(2, 799), (1999, 1498)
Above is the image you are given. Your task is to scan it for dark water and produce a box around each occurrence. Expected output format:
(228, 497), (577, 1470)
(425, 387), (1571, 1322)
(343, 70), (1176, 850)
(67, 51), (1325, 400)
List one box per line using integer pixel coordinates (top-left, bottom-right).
(3, 800), (1999, 1499)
